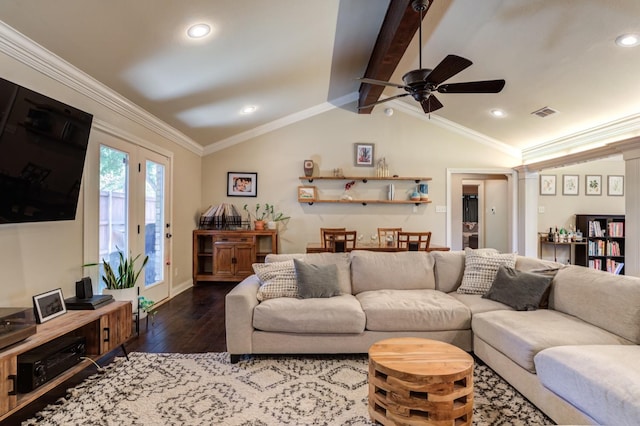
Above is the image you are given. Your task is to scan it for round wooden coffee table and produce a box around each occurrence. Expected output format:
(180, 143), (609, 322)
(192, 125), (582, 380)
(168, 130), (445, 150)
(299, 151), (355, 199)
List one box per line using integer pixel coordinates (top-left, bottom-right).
(368, 337), (474, 425)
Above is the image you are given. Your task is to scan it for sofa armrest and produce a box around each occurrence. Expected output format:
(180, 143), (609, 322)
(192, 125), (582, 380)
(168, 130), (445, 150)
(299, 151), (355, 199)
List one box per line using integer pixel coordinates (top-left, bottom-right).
(225, 275), (260, 356)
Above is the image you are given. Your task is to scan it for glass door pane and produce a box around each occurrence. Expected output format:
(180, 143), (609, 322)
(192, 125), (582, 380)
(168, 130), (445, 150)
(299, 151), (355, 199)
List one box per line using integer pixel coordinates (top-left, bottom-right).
(98, 145), (129, 291)
(144, 159), (164, 287)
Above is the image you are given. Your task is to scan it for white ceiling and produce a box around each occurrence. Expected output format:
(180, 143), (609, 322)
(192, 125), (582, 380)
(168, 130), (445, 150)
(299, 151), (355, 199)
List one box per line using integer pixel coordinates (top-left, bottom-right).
(1, 0), (639, 159)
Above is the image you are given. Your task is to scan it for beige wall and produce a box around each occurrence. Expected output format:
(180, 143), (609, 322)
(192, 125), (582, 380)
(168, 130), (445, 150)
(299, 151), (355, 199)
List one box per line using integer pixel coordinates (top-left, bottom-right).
(202, 107), (519, 254)
(0, 51), (202, 307)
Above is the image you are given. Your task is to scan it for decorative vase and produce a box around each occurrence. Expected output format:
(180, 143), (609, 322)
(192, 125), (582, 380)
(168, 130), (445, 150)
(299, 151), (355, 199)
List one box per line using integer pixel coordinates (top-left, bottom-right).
(303, 160), (314, 177)
(254, 220), (265, 230)
(103, 287), (144, 317)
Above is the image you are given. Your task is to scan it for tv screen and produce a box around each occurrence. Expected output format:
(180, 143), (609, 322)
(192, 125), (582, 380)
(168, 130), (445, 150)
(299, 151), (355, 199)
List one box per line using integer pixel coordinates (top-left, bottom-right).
(0, 77), (93, 224)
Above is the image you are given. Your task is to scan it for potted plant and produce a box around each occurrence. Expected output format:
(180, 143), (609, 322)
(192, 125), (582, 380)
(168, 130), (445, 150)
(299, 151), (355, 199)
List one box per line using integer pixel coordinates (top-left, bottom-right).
(84, 248), (149, 315)
(265, 204), (290, 229)
(138, 296), (157, 326)
(244, 204), (289, 230)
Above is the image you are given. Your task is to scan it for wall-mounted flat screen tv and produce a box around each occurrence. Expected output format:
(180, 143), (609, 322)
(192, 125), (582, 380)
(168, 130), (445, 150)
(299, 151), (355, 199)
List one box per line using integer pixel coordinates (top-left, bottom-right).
(0, 77), (93, 224)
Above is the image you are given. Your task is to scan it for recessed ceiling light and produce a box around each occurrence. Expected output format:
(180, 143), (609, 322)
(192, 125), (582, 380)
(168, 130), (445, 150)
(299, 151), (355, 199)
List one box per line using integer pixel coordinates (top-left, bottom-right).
(490, 109), (506, 118)
(240, 105), (257, 115)
(615, 33), (639, 47)
(187, 23), (211, 39)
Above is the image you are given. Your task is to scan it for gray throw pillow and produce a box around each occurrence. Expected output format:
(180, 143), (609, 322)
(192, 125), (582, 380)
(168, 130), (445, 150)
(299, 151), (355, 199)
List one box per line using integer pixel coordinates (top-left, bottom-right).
(293, 259), (340, 299)
(482, 265), (553, 311)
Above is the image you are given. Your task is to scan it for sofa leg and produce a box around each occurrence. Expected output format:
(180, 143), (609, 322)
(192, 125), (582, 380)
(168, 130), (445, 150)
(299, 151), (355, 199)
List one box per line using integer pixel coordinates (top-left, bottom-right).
(230, 354), (241, 364)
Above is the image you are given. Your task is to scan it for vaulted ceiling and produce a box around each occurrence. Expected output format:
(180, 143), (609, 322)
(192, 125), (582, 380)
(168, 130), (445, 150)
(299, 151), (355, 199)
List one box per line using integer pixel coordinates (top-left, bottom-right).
(1, 0), (639, 161)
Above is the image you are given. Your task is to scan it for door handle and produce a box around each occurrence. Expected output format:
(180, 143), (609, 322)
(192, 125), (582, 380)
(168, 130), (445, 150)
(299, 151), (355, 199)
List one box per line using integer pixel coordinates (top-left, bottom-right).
(165, 233), (172, 239)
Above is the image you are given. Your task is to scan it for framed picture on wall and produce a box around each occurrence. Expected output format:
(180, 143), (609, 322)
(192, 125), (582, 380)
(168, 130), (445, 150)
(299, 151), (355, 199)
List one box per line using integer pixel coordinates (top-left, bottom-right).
(585, 175), (602, 195)
(297, 186), (317, 202)
(562, 174), (579, 195)
(227, 172), (257, 197)
(607, 175), (624, 196)
(353, 143), (375, 167)
(539, 175), (556, 195)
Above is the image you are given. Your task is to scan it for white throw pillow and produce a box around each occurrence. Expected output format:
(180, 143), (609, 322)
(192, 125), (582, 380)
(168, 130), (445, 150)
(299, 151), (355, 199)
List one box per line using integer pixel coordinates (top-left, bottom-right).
(457, 248), (517, 295)
(253, 260), (298, 301)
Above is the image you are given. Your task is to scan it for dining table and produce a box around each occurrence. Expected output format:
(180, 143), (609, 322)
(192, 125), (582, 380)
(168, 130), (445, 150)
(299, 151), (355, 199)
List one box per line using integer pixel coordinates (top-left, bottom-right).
(306, 241), (450, 253)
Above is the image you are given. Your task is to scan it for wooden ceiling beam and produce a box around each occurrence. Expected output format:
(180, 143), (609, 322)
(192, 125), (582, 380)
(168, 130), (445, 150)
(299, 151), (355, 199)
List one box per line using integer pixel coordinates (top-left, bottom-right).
(358, 0), (433, 114)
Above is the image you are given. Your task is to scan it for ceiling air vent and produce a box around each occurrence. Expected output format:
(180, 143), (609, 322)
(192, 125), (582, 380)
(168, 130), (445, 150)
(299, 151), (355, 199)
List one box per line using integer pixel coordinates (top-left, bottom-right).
(531, 106), (559, 118)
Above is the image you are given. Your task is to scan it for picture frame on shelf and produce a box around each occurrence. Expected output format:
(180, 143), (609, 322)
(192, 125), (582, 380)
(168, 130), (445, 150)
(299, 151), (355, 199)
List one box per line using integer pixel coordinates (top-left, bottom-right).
(353, 143), (375, 167)
(585, 175), (602, 196)
(33, 288), (67, 323)
(539, 175), (556, 195)
(227, 172), (257, 197)
(298, 186), (317, 202)
(562, 174), (579, 195)
(607, 175), (624, 196)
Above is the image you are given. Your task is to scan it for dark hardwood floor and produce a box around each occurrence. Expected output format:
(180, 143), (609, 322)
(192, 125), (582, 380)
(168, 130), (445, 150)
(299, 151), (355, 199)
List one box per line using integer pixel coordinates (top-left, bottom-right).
(3, 282), (236, 426)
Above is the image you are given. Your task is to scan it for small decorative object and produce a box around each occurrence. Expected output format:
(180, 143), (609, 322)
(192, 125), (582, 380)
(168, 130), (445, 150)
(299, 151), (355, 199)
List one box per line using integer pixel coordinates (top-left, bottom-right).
(540, 175), (556, 195)
(342, 180), (356, 200)
(585, 175), (601, 195)
(376, 157), (390, 177)
(387, 184), (395, 200)
(562, 174), (579, 196)
(303, 160), (314, 177)
(298, 186), (317, 202)
(410, 187), (421, 201)
(418, 183), (429, 200)
(33, 288), (67, 323)
(227, 172), (258, 197)
(354, 143), (375, 167)
(607, 175), (624, 196)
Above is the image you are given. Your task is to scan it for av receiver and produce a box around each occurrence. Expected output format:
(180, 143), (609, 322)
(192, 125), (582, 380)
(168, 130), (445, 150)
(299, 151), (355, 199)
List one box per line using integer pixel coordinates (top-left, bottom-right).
(17, 335), (86, 393)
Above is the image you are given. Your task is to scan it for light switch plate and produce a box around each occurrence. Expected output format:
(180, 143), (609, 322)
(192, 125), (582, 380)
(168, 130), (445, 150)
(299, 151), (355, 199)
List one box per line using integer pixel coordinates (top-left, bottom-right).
(435, 205), (447, 213)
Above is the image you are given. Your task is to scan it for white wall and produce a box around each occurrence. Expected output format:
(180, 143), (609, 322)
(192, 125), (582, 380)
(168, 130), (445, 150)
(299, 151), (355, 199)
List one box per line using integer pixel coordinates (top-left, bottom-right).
(202, 107), (520, 254)
(0, 50), (202, 307)
(485, 179), (509, 252)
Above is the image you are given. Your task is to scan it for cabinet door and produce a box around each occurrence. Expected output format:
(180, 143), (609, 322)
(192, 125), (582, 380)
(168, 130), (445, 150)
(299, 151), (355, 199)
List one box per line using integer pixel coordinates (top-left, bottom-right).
(100, 303), (132, 354)
(234, 244), (256, 277)
(213, 244), (235, 277)
(0, 357), (17, 416)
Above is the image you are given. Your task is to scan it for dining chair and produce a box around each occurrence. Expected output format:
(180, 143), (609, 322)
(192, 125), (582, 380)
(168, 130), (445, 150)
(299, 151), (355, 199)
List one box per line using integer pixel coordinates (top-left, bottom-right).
(378, 228), (402, 247)
(322, 230), (357, 252)
(397, 231), (432, 251)
(320, 228), (346, 248)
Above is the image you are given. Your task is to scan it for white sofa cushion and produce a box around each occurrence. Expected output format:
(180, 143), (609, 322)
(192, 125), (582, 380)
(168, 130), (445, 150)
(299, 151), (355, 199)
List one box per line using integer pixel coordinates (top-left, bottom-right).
(457, 248), (516, 295)
(551, 265), (640, 344)
(253, 294), (365, 333)
(266, 252), (352, 294)
(350, 251), (435, 294)
(535, 345), (640, 426)
(253, 260), (298, 301)
(473, 309), (633, 373)
(356, 289), (470, 331)
(431, 250), (465, 293)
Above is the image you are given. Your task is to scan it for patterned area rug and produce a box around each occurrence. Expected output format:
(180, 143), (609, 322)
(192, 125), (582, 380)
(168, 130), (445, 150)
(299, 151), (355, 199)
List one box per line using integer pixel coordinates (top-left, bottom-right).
(23, 352), (553, 425)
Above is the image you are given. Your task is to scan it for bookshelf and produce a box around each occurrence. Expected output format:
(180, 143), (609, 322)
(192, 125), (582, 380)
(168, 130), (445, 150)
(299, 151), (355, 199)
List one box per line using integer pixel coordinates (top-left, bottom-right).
(575, 214), (625, 274)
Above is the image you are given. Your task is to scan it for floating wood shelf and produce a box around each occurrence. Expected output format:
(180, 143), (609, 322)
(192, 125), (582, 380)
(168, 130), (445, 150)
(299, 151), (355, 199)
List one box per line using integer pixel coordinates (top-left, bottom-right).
(300, 176), (431, 183)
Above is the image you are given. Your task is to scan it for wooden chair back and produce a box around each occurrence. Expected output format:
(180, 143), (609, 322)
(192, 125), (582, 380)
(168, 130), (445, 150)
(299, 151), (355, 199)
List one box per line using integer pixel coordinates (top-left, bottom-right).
(322, 230), (357, 252)
(378, 228), (402, 247)
(397, 231), (432, 251)
(320, 228), (346, 248)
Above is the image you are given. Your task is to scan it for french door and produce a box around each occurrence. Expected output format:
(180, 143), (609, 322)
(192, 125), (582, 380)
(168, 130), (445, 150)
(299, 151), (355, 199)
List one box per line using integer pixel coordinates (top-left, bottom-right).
(98, 141), (171, 303)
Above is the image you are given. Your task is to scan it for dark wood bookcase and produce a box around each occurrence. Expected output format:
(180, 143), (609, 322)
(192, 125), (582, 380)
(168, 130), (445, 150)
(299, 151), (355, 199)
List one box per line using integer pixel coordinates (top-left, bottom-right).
(575, 214), (625, 274)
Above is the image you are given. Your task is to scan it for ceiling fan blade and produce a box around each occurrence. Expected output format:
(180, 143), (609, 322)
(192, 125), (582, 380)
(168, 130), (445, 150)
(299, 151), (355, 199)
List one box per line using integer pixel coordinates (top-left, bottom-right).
(358, 93), (410, 110)
(426, 55), (473, 85)
(357, 77), (407, 90)
(420, 95), (443, 114)
(437, 79), (505, 93)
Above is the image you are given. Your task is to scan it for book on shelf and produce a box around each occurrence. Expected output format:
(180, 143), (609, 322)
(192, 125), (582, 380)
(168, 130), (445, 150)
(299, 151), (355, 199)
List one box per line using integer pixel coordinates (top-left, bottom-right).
(607, 221), (624, 237)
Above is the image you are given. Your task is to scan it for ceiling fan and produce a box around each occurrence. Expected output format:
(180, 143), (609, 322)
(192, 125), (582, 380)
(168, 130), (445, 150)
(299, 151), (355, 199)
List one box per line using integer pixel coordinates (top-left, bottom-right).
(358, 0), (505, 114)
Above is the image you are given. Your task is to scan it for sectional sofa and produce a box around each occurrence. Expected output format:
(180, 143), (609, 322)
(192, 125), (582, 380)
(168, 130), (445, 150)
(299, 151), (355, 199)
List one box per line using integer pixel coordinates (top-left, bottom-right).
(225, 249), (640, 425)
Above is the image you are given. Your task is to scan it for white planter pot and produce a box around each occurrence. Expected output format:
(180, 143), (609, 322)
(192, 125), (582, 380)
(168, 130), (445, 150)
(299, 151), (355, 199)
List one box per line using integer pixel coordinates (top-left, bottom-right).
(103, 287), (146, 318)
(267, 221), (277, 230)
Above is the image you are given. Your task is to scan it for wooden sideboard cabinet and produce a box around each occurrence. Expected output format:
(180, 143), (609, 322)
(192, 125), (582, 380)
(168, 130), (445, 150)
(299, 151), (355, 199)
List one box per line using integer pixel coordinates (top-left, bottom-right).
(193, 229), (278, 283)
(0, 301), (132, 421)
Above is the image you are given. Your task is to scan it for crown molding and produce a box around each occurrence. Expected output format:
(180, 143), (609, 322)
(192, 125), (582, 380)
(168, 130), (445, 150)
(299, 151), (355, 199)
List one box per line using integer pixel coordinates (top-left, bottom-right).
(203, 92), (359, 156)
(0, 21), (203, 156)
(388, 99), (522, 159)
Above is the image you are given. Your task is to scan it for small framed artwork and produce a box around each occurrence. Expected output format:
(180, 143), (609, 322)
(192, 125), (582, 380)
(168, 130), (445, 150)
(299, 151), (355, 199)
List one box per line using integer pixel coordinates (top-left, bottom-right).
(539, 175), (556, 195)
(33, 288), (67, 323)
(354, 143), (375, 167)
(298, 186), (317, 202)
(585, 175), (602, 195)
(607, 175), (624, 196)
(227, 172), (257, 197)
(562, 174), (579, 195)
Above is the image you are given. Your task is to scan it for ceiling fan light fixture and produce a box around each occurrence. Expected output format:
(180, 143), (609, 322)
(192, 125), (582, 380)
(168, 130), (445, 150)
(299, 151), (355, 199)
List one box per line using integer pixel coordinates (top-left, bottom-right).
(615, 33), (639, 47)
(187, 23), (211, 39)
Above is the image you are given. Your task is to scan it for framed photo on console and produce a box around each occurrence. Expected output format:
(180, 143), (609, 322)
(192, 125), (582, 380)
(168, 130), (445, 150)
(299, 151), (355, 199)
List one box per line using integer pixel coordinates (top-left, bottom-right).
(33, 288), (67, 323)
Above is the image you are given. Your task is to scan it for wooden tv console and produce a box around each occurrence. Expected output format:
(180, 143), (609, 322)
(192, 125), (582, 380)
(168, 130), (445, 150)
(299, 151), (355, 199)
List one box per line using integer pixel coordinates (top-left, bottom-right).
(0, 301), (132, 420)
